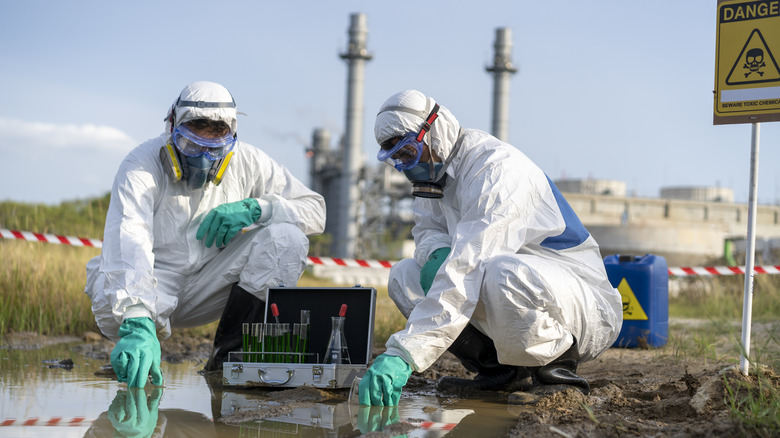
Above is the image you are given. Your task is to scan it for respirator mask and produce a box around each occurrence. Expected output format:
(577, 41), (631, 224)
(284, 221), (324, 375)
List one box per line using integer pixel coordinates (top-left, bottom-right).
(171, 124), (236, 189)
(377, 104), (450, 198)
(160, 91), (238, 190)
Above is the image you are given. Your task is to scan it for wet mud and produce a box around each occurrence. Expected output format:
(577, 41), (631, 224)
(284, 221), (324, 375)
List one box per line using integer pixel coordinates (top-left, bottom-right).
(4, 326), (778, 437)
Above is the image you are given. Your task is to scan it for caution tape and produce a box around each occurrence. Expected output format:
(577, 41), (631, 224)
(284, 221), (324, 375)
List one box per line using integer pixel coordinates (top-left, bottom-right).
(0, 417), (93, 427)
(4, 228), (780, 276)
(668, 265), (780, 276)
(1, 228), (102, 248)
(0, 228), (394, 268)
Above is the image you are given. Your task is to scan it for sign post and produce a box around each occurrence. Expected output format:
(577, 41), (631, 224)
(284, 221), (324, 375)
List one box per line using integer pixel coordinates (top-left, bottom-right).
(714, 0), (780, 375)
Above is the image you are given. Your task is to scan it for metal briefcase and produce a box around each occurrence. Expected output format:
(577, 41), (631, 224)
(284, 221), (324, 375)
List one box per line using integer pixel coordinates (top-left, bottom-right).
(222, 286), (377, 388)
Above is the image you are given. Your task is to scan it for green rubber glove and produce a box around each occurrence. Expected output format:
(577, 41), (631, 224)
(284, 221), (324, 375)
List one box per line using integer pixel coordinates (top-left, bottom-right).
(420, 247), (451, 295)
(111, 317), (164, 388)
(356, 405), (401, 434)
(196, 198), (262, 248)
(107, 387), (163, 438)
(358, 354), (412, 406)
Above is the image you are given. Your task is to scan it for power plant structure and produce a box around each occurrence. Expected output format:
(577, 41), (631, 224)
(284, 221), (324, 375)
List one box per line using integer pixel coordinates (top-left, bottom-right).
(309, 16), (520, 260)
(308, 13), (780, 279)
(486, 27), (518, 142)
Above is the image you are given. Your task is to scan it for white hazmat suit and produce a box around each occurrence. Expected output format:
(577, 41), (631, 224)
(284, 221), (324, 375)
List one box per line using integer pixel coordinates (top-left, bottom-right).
(85, 82), (325, 341)
(375, 90), (623, 372)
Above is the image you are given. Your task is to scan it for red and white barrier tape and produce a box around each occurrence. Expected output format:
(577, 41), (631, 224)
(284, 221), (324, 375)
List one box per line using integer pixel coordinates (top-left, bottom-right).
(668, 265), (780, 276)
(0, 228), (394, 269)
(4, 228), (780, 276)
(408, 420), (458, 431)
(1, 228), (102, 248)
(1, 417), (93, 427)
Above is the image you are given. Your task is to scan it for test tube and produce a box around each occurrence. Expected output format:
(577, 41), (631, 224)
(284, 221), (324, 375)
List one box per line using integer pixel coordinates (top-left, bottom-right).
(300, 310), (311, 362)
(263, 323), (273, 363)
(282, 323), (291, 362)
(242, 323), (250, 362)
(293, 323), (301, 363)
(300, 323), (309, 363)
(252, 323), (261, 363)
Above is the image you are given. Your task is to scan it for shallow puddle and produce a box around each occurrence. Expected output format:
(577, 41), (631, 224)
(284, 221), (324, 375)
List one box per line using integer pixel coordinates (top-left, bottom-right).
(1, 342), (522, 437)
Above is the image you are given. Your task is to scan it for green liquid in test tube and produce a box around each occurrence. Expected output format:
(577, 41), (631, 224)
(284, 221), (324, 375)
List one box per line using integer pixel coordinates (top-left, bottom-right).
(293, 323), (301, 363)
(282, 323), (291, 362)
(300, 310), (311, 362)
(263, 323), (272, 363)
(270, 304), (282, 363)
(252, 323), (261, 363)
(242, 323), (250, 362)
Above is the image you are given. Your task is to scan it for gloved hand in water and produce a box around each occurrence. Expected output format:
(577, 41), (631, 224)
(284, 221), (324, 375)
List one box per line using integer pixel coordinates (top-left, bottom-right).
(197, 198), (262, 247)
(111, 317), (163, 388)
(420, 247), (451, 295)
(359, 354), (412, 406)
(108, 387), (163, 438)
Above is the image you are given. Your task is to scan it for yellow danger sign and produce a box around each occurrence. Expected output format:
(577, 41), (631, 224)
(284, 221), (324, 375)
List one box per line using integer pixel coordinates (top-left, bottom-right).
(714, 0), (780, 124)
(617, 278), (648, 321)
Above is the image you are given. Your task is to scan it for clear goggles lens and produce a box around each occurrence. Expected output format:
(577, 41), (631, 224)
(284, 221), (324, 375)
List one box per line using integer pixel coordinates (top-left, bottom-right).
(376, 132), (423, 171)
(172, 124), (236, 160)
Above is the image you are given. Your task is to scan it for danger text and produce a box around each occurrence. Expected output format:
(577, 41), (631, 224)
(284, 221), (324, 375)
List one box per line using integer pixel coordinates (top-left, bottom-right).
(721, 0), (780, 22)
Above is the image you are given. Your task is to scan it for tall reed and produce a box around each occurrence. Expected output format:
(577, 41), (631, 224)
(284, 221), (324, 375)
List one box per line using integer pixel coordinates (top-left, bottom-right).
(0, 240), (100, 338)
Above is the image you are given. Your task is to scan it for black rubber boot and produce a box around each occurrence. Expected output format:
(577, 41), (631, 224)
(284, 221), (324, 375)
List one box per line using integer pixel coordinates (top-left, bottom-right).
(532, 337), (590, 395)
(437, 324), (532, 392)
(203, 284), (265, 372)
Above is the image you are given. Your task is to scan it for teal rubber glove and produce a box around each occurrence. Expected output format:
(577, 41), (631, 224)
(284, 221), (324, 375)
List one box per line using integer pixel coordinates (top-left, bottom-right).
(356, 405), (401, 434)
(108, 387), (163, 438)
(111, 317), (164, 388)
(420, 247), (451, 295)
(358, 354), (412, 406)
(196, 198), (262, 248)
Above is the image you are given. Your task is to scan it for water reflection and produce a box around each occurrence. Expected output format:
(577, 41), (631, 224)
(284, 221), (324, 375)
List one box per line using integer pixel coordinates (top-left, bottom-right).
(1, 341), (521, 437)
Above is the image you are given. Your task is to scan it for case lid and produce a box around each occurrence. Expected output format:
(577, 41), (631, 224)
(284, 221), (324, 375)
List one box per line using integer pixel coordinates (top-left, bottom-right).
(263, 287), (377, 365)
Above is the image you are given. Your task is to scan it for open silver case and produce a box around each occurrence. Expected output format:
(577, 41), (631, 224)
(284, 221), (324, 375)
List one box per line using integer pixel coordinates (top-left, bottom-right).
(222, 286), (377, 388)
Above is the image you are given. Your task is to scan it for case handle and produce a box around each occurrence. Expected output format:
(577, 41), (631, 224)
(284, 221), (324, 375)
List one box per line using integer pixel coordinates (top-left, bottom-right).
(258, 367), (295, 385)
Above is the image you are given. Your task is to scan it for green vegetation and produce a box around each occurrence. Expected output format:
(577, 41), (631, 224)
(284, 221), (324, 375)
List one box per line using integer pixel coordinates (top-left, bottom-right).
(670, 275), (780, 322)
(0, 194), (110, 240)
(0, 239), (101, 337)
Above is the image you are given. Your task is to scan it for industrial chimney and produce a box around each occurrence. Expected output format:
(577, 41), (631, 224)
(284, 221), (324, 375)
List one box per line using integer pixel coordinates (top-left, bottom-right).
(334, 13), (372, 258)
(486, 27), (518, 142)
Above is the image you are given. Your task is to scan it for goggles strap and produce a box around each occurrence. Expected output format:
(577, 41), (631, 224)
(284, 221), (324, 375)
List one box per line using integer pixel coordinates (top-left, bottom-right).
(415, 104), (440, 142)
(175, 97), (236, 109)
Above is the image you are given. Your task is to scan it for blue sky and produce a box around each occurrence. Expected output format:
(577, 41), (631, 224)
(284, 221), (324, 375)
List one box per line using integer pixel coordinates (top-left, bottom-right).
(1, 1), (780, 206)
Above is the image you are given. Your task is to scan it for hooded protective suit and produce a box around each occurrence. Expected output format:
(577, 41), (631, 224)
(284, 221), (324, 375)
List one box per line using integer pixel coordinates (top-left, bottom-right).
(85, 81), (326, 341)
(375, 90), (622, 372)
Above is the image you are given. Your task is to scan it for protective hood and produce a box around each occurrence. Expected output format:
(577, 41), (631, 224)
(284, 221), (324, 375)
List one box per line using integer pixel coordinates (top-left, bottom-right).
(164, 81), (238, 134)
(374, 90), (460, 163)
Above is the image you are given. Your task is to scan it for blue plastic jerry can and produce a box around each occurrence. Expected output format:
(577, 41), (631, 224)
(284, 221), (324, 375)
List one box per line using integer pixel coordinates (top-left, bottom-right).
(604, 254), (669, 348)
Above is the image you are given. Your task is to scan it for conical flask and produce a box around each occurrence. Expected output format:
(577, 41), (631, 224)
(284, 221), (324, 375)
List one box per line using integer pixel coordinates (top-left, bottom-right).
(324, 316), (351, 364)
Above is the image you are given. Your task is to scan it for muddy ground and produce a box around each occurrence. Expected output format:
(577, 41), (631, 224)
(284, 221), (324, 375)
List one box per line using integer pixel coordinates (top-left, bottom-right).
(5, 322), (779, 438)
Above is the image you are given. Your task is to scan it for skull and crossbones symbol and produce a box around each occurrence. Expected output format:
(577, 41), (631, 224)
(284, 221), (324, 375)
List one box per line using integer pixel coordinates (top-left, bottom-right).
(744, 48), (766, 78)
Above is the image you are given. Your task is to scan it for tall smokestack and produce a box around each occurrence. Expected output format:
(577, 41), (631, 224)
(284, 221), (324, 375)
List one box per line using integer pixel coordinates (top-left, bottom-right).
(334, 13), (372, 258)
(486, 27), (518, 142)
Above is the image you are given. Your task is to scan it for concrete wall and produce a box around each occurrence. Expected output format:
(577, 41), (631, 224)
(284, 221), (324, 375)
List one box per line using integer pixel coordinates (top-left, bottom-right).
(565, 193), (780, 266)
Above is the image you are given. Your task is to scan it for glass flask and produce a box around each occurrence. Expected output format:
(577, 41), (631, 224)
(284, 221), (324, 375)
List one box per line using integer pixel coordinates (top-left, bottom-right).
(323, 316), (351, 364)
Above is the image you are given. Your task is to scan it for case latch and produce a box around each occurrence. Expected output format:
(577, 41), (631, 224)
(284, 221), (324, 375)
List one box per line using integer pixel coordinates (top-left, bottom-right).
(312, 365), (323, 383)
(230, 364), (243, 379)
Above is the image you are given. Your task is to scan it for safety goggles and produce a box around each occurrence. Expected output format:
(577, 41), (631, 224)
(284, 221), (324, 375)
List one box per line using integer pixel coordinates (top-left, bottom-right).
(376, 103), (440, 171)
(377, 132), (425, 171)
(172, 124), (236, 160)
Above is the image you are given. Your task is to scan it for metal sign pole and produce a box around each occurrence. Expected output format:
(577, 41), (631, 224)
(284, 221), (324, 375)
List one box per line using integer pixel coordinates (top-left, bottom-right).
(740, 122), (760, 375)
